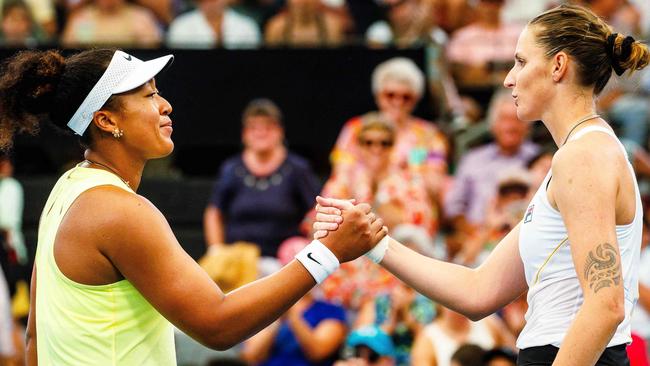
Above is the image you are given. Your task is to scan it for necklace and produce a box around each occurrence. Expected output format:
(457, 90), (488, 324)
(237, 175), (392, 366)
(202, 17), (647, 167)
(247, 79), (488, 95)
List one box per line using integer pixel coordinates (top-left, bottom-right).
(83, 159), (131, 188)
(561, 113), (600, 146)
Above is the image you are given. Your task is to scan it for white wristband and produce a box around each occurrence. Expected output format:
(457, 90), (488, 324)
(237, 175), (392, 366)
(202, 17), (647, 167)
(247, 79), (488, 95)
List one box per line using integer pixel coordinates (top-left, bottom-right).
(295, 240), (340, 284)
(365, 235), (391, 264)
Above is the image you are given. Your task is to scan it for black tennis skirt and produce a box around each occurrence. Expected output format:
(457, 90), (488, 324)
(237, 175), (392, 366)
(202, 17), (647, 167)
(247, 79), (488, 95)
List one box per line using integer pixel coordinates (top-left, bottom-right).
(518, 344), (629, 366)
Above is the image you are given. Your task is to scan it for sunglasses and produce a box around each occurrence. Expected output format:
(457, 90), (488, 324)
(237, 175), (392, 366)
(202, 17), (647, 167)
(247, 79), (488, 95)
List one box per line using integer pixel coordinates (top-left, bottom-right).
(360, 138), (394, 149)
(381, 90), (415, 103)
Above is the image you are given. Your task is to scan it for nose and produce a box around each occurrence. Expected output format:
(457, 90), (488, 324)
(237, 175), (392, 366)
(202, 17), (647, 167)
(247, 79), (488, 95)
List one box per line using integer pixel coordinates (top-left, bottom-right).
(159, 95), (172, 116)
(503, 67), (515, 89)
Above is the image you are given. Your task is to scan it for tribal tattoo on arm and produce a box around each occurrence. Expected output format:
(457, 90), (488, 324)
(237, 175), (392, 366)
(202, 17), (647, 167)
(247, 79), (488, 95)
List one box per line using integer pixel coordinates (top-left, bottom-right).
(583, 243), (622, 294)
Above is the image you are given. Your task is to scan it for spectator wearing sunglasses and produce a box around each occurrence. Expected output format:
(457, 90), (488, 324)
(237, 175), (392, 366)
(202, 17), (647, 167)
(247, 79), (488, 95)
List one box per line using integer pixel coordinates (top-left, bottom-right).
(324, 111), (437, 234)
(329, 57), (449, 236)
(318, 113), (435, 321)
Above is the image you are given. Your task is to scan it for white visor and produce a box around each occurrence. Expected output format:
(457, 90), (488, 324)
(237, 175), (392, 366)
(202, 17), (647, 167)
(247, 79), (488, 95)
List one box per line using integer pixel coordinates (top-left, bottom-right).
(67, 50), (174, 136)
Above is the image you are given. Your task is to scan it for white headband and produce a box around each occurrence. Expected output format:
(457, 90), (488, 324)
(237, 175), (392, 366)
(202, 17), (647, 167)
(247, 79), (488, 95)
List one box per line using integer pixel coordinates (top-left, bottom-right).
(67, 50), (174, 136)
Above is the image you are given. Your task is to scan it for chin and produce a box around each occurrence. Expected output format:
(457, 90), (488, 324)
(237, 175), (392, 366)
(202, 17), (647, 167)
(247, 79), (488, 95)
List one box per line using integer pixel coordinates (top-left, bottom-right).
(152, 142), (175, 159)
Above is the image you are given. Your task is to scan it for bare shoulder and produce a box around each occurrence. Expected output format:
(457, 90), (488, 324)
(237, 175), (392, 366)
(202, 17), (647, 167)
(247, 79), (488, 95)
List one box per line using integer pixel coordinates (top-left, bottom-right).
(67, 185), (168, 245)
(551, 132), (624, 180)
(73, 185), (161, 221)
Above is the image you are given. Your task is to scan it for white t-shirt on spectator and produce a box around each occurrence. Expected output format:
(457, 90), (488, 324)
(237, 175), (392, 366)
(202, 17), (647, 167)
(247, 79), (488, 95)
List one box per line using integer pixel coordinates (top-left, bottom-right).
(167, 9), (261, 49)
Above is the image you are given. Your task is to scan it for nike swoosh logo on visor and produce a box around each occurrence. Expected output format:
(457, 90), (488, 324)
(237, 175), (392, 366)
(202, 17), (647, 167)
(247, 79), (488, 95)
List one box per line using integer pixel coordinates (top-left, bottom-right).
(307, 252), (321, 265)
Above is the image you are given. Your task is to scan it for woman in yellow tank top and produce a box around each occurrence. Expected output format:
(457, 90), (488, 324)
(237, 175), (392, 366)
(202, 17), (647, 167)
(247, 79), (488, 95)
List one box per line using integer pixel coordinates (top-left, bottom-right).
(0, 48), (387, 365)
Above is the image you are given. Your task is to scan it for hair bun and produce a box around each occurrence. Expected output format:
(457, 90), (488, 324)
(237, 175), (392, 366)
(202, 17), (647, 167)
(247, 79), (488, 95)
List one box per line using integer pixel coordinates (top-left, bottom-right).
(607, 33), (650, 76)
(0, 50), (66, 149)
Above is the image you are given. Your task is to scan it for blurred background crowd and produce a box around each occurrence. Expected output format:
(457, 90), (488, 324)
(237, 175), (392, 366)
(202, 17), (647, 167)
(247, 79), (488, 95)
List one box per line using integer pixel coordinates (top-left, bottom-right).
(1, 0), (650, 365)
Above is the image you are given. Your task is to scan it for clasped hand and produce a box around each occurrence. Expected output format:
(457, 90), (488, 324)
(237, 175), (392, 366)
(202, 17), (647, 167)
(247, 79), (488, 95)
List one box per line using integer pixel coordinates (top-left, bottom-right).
(313, 196), (387, 263)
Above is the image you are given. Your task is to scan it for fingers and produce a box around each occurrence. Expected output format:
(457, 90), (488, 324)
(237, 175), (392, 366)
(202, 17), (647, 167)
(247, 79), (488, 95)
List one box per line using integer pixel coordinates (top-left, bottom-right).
(313, 230), (328, 240)
(313, 221), (339, 232)
(355, 203), (372, 215)
(315, 205), (342, 216)
(316, 196), (355, 210)
(316, 211), (343, 224)
(370, 216), (385, 235)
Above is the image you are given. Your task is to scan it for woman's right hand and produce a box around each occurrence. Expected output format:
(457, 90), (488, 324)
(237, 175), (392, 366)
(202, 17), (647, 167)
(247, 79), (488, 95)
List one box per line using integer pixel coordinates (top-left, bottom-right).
(315, 196), (387, 263)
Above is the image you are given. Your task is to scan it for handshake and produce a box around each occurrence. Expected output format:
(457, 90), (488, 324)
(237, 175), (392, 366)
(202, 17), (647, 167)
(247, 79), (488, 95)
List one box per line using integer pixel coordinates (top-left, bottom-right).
(311, 196), (388, 264)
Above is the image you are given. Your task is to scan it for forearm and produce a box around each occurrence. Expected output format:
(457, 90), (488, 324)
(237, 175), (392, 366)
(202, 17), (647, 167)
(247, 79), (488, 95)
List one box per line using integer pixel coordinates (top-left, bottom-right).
(381, 239), (484, 319)
(552, 300), (622, 365)
(203, 261), (315, 350)
(203, 207), (225, 246)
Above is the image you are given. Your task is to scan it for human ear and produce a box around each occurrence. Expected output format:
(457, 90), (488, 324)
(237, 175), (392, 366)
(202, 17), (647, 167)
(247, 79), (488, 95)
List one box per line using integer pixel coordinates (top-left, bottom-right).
(92, 110), (120, 135)
(551, 51), (569, 82)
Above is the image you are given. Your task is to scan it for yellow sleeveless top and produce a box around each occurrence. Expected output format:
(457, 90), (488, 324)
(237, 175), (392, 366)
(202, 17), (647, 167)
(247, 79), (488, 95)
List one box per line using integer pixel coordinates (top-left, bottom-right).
(35, 166), (175, 365)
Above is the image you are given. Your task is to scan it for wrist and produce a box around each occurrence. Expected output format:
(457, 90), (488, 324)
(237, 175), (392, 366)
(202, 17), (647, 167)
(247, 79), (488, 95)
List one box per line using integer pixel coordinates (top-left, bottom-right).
(295, 240), (340, 284)
(365, 235), (391, 264)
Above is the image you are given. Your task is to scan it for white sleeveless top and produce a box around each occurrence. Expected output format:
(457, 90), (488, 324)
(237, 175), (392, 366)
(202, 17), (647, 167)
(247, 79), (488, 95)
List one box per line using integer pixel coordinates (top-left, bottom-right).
(423, 319), (495, 366)
(517, 126), (642, 349)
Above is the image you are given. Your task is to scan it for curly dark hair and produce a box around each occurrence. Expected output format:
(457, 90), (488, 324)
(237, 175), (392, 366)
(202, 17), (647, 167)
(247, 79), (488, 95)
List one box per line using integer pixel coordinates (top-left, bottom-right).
(0, 48), (121, 150)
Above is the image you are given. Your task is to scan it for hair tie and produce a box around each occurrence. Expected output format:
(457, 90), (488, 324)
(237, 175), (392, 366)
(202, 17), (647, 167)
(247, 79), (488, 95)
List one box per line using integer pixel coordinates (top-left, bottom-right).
(606, 33), (636, 76)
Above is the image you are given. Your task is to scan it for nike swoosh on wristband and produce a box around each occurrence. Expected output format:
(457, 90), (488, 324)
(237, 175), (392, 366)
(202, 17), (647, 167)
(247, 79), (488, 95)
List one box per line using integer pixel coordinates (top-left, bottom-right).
(307, 252), (322, 265)
(123, 54), (132, 61)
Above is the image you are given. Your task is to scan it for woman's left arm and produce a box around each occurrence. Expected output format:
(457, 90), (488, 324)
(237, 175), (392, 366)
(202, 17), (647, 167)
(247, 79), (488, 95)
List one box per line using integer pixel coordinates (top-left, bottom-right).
(287, 304), (347, 362)
(551, 142), (626, 365)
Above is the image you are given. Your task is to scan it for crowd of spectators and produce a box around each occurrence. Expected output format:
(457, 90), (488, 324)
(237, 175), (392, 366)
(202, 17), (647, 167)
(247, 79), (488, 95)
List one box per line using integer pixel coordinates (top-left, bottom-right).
(1, 0), (650, 366)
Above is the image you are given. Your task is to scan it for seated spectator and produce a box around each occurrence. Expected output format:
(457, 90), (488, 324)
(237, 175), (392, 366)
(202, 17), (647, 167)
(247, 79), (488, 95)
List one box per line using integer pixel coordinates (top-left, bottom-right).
(444, 89), (539, 230)
(61, 0), (162, 47)
(323, 112), (437, 234)
(203, 99), (320, 265)
(241, 236), (347, 366)
(336, 325), (396, 366)
(0, 0), (46, 47)
(454, 167), (531, 267)
(167, 0), (261, 49)
(410, 306), (515, 366)
(134, 0), (177, 26)
(0, 0), (55, 35)
(265, 0), (345, 47)
(482, 348), (517, 366)
(330, 57), (448, 234)
(366, 0), (447, 48)
(355, 280), (436, 366)
(446, 0), (522, 87)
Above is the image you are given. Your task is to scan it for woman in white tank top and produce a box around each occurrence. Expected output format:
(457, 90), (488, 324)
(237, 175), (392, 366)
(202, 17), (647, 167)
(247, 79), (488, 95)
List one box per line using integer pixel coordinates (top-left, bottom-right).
(315, 4), (650, 365)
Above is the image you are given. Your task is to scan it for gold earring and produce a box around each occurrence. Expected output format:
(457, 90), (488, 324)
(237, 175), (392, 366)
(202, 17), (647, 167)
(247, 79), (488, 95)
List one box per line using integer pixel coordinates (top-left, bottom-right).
(112, 128), (124, 139)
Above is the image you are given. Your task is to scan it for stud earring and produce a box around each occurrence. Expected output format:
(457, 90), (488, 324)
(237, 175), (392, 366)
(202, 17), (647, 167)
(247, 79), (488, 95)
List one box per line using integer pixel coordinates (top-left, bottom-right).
(112, 128), (124, 139)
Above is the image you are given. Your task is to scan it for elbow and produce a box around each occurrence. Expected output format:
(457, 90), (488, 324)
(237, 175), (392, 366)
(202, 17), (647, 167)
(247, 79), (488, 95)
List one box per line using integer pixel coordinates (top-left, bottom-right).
(204, 336), (239, 351)
(466, 309), (491, 322)
(608, 299), (626, 327)
(588, 294), (626, 329)
(197, 324), (242, 351)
